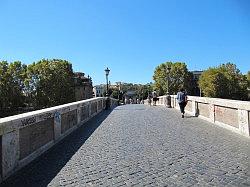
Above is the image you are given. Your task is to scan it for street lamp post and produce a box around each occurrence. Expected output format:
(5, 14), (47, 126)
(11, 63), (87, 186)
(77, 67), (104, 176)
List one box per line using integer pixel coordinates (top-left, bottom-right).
(166, 66), (171, 108)
(105, 67), (110, 109)
(116, 82), (121, 105)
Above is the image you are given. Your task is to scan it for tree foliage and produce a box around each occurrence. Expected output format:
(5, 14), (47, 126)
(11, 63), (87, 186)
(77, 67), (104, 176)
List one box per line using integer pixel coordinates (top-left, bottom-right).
(247, 71), (250, 88)
(108, 83), (153, 100)
(153, 62), (192, 95)
(198, 68), (227, 98)
(25, 59), (75, 108)
(0, 59), (77, 117)
(0, 61), (27, 116)
(136, 84), (153, 100)
(199, 63), (248, 100)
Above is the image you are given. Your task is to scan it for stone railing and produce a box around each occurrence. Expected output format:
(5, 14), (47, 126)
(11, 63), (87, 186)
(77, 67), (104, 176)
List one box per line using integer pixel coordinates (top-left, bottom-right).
(156, 95), (250, 137)
(0, 97), (117, 183)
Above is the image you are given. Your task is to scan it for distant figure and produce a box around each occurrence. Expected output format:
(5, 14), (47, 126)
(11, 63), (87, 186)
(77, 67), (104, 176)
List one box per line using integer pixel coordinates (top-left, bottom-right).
(136, 98), (140, 104)
(147, 95), (152, 106)
(152, 90), (157, 106)
(124, 98), (128, 105)
(129, 98), (133, 104)
(177, 88), (188, 118)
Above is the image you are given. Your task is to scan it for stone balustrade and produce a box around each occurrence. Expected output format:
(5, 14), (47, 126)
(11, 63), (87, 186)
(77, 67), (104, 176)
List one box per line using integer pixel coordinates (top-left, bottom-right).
(0, 97), (117, 183)
(156, 95), (250, 137)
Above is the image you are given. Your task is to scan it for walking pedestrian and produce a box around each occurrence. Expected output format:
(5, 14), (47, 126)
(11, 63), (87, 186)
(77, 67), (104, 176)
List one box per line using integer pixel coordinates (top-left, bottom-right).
(152, 90), (157, 106)
(177, 88), (188, 118)
(147, 95), (152, 106)
(137, 98), (140, 104)
(129, 98), (133, 104)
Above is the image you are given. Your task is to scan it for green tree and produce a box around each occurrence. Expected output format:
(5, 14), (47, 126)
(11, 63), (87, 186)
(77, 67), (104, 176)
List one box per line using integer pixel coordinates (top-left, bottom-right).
(107, 83), (153, 101)
(110, 89), (119, 99)
(153, 62), (192, 95)
(198, 68), (228, 98)
(118, 83), (153, 100)
(199, 63), (248, 100)
(0, 61), (26, 117)
(25, 59), (75, 108)
(247, 71), (250, 88)
(0, 61), (11, 112)
(136, 84), (152, 100)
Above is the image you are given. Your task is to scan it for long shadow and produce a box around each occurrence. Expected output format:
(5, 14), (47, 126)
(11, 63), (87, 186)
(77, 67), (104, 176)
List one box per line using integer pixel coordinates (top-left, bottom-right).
(1, 109), (112, 187)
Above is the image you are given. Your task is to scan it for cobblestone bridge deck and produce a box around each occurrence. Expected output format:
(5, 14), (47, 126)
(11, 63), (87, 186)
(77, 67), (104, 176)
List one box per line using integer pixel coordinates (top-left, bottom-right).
(2, 105), (249, 187)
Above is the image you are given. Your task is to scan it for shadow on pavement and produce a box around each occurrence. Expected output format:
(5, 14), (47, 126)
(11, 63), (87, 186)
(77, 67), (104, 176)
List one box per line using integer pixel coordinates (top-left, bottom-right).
(184, 115), (197, 118)
(1, 110), (112, 187)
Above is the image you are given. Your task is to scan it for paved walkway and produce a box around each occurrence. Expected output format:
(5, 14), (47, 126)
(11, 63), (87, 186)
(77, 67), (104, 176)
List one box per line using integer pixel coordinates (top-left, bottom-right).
(2, 105), (250, 187)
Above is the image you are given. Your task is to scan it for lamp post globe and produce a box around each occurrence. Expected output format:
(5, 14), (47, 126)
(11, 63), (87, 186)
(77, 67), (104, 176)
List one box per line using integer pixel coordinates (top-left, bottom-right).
(116, 82), (121, 105)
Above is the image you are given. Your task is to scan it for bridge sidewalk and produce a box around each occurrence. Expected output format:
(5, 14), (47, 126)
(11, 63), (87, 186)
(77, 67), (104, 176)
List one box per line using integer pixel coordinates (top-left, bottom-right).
(1, 105), (249, 186)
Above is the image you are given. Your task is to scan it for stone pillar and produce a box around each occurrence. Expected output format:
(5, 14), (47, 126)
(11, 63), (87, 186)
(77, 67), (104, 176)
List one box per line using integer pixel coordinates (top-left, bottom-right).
(174, 97), (178, 109)
(77, 106), (81, 125)
(171, 96), (174, 108)
(106, 97), (110, 109)
(88, 102), (91, 117)
(238, 109), (250, 136)
(209, 104), (215, 123)
(192, 101), (198, 116)
(54, 111), (61, 140)
(96, 100), (99, 112)
(166, 94), (171, 108)
(2, 130), (19, 179)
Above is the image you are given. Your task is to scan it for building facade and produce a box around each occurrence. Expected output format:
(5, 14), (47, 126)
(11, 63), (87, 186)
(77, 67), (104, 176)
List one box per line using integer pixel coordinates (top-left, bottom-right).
(93, 85), (105, 97)
(74, 72), (93, 101)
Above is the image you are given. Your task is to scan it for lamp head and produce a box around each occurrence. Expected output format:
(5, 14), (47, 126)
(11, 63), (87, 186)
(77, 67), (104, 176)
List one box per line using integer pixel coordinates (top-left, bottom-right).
(105, 67), (110, 76)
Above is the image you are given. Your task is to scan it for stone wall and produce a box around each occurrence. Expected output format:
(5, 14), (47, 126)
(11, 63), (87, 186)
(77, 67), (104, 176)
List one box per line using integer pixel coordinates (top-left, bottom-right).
(156, 95), (250, 137)
(19, 118), (54, 160)
(197, 102), (210, 118)
(185, 100), (192, 112)
(0, 97), (117, 183)
(0, 136), (2, 181)
(215, 106), (238, 128)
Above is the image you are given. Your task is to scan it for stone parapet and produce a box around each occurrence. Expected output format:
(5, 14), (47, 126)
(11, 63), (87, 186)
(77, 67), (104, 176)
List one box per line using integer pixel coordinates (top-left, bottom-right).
(0, 97), (117, 183)
(156, 95), (250, 137)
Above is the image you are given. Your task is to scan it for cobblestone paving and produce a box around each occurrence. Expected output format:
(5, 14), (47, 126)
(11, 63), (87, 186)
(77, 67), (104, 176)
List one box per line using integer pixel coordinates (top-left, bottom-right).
(2, 105), (250, 187)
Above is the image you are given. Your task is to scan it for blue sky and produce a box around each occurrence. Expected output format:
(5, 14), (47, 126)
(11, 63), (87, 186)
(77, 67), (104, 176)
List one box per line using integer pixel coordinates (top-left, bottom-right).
(0, 0), (249, 85)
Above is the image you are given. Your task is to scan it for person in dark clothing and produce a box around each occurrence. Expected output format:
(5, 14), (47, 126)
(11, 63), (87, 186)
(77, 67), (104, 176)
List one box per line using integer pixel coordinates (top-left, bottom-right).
(176, 88), (188, 118)
(152, 90), (157, 106)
